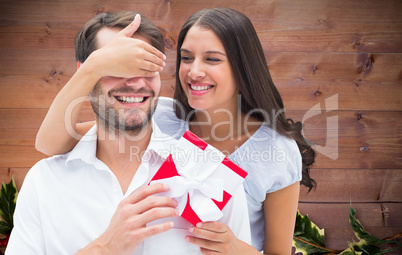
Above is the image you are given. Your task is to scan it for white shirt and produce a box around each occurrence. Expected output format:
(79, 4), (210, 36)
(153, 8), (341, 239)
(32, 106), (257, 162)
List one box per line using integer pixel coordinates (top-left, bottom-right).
(7, 121), (251, 254)
(153, 97), (302, 251)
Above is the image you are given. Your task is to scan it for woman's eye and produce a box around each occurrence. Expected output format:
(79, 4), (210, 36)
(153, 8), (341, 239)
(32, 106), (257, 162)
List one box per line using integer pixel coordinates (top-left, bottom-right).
(207, 57), (221, 62)
(180, 56), (193, 62)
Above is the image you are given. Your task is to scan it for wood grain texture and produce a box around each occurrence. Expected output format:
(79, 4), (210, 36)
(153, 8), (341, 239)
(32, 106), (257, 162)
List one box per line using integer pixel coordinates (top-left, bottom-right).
(0, 109), (401, 169)
(1, 49), (401, 110)
(298, 203), (402, 228)
(299, 169), (402, 202)
(0, 167), (29, 191)
(310, 227), (402, 252)
(1, 0), (401, 52)
(0, 0), (401, 253)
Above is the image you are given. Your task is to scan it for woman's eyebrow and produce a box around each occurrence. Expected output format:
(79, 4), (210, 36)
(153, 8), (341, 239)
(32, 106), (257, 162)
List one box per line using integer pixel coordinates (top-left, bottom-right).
(206, 50), (226, 56)
(180, 48), (191, 53)
(180, 48), (226, 56)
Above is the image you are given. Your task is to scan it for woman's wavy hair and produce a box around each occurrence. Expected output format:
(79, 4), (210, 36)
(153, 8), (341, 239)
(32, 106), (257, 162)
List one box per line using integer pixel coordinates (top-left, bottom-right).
(75, 11), (164, 63)
(174, 7), (316, 191)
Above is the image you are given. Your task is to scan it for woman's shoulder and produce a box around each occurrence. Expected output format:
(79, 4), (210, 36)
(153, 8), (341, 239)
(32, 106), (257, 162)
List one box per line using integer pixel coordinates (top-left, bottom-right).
(154, 97), (187, 139)
(231, 124), (300, 169)
(241, 124), (299, 153)
(155, 96), (175, 114)
(231, 124), (302, 196)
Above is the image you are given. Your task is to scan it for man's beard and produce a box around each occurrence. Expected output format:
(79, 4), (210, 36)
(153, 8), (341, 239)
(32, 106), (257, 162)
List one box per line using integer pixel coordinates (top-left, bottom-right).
(89, 83), (159, 136)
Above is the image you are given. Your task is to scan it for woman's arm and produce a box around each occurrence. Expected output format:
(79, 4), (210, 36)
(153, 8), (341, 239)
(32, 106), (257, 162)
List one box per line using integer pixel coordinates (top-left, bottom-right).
(35, 60), (101, 155)
(35, 14), (165, 156)
(263, 181), (300, 254)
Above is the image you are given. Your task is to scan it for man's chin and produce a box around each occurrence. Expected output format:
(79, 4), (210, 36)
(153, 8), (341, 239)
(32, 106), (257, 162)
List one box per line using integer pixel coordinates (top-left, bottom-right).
(122, 113), (153, 132)
(125, 120), (150, 131)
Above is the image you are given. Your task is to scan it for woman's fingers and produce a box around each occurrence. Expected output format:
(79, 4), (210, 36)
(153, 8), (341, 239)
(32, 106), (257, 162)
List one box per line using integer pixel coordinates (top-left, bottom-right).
(143, 42), (166, 63)
(197, 222), (228, 232)
(186, 222), (239, 254)
(120, 14), (141, 38)
(186, 235), (220, 253)
(97, 14), (166, 78)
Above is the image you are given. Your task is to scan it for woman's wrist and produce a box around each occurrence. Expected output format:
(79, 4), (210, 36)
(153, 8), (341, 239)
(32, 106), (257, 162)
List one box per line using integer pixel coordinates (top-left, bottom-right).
(236, 239), (262, 255)
(79, 50), (106, 84)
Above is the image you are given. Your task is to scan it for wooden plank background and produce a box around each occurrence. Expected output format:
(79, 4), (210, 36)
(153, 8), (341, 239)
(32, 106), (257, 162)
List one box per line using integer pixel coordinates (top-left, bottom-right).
(0, 0), (401, 253)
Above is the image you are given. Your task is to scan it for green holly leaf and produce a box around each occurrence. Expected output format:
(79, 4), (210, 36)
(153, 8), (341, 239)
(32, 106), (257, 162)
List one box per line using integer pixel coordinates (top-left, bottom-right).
(0, 177), (18, 235)
(293, 210), (333, 254)
(348, 207), (402, 254)
(339, 247), (363, 255)
(349, 207), (384, 246)
(348, 242), (381, 255)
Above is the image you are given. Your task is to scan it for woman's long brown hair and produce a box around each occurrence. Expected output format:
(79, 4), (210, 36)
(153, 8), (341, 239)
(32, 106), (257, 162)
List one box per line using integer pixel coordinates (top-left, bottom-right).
(174, 7), (316, 191)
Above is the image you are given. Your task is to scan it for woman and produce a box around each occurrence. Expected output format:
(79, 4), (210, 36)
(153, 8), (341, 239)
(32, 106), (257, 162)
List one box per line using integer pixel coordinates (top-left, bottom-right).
(36, 7), (315, 254)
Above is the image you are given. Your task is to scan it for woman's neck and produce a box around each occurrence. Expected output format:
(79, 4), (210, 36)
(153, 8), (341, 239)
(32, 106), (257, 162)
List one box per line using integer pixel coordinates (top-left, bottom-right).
(189, 108), (262, 155)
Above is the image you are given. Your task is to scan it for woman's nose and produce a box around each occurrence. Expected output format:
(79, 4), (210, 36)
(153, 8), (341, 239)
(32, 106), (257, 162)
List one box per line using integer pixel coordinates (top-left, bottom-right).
(188, 61), (205, 80)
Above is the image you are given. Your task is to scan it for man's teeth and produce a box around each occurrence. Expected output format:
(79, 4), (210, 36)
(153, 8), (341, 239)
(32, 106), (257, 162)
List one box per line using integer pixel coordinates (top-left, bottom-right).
(191, 85), (212, 91)
(116, 96), (145, 103)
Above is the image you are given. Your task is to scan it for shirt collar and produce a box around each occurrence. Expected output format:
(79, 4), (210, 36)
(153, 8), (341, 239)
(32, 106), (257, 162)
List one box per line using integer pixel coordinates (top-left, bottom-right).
(65, 124), (98, 166)
(143, 119), (178, 162)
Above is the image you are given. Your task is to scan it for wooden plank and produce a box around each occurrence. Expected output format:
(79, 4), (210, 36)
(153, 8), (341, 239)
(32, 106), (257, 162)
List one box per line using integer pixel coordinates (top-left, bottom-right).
(287, 110), (402, 169)
(0, 49), (76, 76)
(311, 227), (402, 252)
(0, 129), (37, 146)
(1, 49), (401, 110)
(297, 203), (402, 228)
(266, 52), (402, 111)
(251, 0), (402, 53)
(1, 0), (401, 52)
(0, 109), (401, 168)
(0, 167), (29, 191)
(0, 145), (46, 168)
(0, 108), (94, 130)
(299, 169), (402, 202)
(265, 52), (402, 83)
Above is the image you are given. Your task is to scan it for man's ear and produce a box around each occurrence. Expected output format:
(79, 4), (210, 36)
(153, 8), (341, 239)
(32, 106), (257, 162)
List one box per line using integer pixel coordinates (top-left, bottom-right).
(77, 62), (82, 70)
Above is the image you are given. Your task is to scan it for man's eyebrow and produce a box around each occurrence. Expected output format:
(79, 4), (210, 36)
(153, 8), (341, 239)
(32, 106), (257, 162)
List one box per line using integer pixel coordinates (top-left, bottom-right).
(180, 48), (226, 56)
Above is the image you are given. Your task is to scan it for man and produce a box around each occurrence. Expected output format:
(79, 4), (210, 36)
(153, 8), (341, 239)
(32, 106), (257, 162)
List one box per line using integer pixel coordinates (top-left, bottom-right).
(6, 11), (250, 254)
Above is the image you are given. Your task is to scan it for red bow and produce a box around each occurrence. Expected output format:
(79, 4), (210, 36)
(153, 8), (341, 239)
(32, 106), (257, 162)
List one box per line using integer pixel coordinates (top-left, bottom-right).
(149, 131), (247, 226)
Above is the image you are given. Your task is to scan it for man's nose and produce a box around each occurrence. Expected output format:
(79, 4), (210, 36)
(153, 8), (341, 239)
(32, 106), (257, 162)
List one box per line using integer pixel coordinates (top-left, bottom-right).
(125, 77), (145, 87)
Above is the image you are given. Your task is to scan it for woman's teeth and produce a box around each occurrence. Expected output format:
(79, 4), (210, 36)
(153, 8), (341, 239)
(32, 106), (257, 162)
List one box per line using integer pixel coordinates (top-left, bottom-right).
(191, 85), (212, 91)
(116, 96), (145, 103)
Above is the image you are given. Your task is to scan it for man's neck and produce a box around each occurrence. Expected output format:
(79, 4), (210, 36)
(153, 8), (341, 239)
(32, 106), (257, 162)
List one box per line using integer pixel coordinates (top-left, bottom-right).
(95, 122), (153, 194)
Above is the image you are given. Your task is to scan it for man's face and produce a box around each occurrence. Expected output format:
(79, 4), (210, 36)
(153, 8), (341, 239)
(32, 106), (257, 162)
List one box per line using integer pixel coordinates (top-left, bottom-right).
(89, 27), (161, 135)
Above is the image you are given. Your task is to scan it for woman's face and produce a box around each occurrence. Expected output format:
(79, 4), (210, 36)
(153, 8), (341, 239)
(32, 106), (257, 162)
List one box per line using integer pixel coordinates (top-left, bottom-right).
(179, 25), (239, 113)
